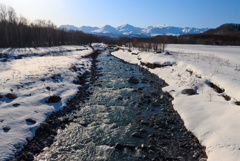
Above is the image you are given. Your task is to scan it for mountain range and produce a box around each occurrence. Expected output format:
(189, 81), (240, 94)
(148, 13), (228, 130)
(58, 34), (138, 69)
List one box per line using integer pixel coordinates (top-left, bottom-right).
(59, 24), (209, 38)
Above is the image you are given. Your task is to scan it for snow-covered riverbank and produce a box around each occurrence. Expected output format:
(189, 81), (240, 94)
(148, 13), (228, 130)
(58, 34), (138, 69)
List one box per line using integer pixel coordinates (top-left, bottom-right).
(0, 45), (95, 160)
(112, 44), (240, 161)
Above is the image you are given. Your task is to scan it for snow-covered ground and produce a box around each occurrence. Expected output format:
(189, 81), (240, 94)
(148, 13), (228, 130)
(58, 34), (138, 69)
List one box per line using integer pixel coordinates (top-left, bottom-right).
(112, 44), (240, 161)
(0, 45), (98, 160)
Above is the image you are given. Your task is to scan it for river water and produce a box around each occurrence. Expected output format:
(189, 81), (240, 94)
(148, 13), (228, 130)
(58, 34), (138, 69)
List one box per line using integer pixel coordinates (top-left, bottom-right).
(35, 50), (205, 161)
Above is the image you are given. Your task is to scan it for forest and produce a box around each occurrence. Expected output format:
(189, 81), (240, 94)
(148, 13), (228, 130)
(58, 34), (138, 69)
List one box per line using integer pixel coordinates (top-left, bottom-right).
(0, 4), (101, 48)
(104, 33), (240, 49)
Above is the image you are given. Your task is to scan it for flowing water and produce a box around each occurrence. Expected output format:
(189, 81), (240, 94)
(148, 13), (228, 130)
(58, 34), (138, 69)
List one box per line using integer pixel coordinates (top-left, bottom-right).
(35, 50), (205, 161)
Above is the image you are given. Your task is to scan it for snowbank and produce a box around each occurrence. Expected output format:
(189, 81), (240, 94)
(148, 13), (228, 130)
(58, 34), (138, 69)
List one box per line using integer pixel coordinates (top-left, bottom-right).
(0, 45), (94, 160)
(112, 44), (240, 161)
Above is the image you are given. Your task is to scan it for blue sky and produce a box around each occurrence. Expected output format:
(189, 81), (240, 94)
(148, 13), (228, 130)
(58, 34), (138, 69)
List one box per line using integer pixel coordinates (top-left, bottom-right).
(1, 0), (239, 28)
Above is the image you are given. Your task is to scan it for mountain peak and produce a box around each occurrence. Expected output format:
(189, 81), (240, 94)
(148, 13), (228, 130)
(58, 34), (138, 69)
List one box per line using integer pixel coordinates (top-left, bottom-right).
(121, 24), (132, 27)
(153, 25), (169, 28)
(117, 24), (137, 29)
(93, 25), (118, 34)
(102, 25), (115, 29)
(58, 25), (80, 31)
(103, 24), (110, 27)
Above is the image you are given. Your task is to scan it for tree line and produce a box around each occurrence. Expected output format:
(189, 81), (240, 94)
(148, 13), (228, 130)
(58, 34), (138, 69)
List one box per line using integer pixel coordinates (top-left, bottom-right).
(0, 4), (101, 48)
(105, 32), (240, 47)
(105, 35), (171, 52)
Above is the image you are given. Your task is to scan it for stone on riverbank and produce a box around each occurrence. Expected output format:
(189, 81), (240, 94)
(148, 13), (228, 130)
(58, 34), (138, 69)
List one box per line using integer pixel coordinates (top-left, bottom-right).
(184, 89), (195, 95)
(45, 95), (62, 103)
(6, 93), (17, 99)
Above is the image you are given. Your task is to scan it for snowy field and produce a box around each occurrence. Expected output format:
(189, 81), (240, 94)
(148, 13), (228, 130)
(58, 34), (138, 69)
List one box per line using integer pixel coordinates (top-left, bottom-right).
(0, 45), (95, 160)
(112, 44), (240, 161)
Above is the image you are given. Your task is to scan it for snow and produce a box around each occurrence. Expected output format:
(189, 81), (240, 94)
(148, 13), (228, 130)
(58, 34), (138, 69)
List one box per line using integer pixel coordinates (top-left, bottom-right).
(0, 45), (97, 160)
(112, 44), (240, 161)
(111, 49), (140, 65)
(1, 43), (239, 160)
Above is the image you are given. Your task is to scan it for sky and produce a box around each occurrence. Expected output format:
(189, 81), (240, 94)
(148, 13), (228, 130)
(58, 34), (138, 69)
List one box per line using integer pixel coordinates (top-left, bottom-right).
(0, 0), (239, 28)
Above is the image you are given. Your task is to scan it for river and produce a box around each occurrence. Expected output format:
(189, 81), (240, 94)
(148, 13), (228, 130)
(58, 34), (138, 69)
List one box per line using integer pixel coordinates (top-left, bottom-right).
(34, 49), (205, 161)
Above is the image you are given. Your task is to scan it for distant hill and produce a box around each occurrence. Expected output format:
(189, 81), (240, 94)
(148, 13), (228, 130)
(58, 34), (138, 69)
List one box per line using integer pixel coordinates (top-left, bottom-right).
(58, 24), (209, 38)
(203, 23), (240, 35)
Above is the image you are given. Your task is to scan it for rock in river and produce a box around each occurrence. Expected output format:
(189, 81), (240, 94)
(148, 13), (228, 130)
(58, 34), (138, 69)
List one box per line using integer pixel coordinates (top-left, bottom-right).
(131, 132), (143, 137)
(128, 76), (139, 84)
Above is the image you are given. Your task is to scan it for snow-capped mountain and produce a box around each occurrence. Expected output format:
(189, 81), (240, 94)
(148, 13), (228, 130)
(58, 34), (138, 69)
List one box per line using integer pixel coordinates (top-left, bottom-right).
(58, 24), (209, 37)
(142, 25), (208, 36)
(116, 24), (143, 35)
(59, 25), (100, 33)
(79, 26), (100, 33)
(92, 25), (118, 34)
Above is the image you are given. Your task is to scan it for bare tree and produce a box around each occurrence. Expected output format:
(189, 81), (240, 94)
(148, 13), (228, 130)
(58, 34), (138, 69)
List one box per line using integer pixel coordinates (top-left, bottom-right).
(0, 4), (9, 46)
(19, 15), (27, 47)
(162, 33), (167, 52)
(7, 6), (17, 46)
(132, 37), (138, 47)
(46, 20), (56, 46)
